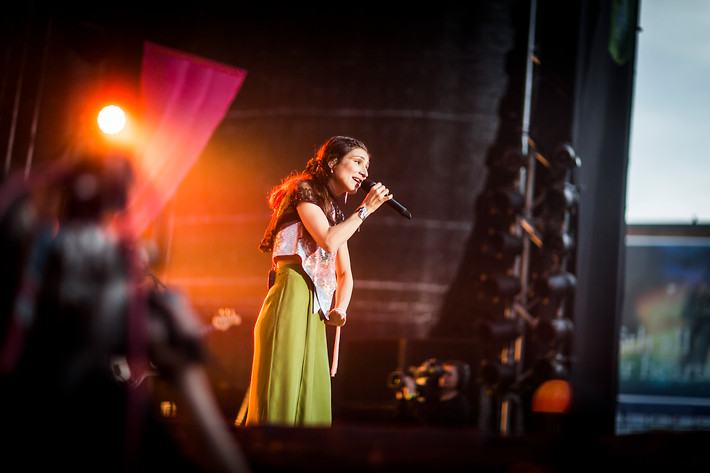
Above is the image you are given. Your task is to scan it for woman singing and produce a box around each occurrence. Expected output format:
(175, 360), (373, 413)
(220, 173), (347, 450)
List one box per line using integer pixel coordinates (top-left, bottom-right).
(246, 136), (392, 426)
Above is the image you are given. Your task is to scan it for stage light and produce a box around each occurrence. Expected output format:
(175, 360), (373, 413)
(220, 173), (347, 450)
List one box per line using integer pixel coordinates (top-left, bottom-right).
(535, 272), (576, 299)
(479, 359), (517, 387)
(97, 105), (126, 135)
(549, 143), (580, 170)
(542, 231), (575, 253)
(475, 188), (525, 229)
(487, 147), (526, 174)
(532, 354), (569, 380)
(482, 274), (522, 300)
(490, 188), (525, 215)
(534, 317), (573, 346)
(546, 183), (579, 213)
(475, 318), (522, 345)
(531, 379), (572, 414)
(482, 231), (524, 259)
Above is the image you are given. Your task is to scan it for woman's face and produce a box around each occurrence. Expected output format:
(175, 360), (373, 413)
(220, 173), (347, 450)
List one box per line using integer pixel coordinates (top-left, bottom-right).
(329, 147), (370, 195)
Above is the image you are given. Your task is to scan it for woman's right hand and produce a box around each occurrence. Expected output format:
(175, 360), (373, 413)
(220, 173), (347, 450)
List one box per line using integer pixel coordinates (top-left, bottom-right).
(361, 181), (393, 213)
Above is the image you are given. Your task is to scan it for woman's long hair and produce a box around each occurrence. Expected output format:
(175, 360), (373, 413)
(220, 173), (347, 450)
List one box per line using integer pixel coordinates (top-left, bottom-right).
(259, 136), (367, 252)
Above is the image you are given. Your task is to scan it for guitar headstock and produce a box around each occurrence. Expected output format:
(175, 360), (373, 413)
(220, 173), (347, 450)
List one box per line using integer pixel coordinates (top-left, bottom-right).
(212, 307), (242, 331)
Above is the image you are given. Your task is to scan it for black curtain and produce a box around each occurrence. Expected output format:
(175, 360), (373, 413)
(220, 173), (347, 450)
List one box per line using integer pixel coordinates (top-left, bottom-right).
(567, 0), (639, 436)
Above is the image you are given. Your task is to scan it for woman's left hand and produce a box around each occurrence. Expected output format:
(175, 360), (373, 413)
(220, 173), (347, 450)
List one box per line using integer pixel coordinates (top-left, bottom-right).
(327, 307), (347, 326)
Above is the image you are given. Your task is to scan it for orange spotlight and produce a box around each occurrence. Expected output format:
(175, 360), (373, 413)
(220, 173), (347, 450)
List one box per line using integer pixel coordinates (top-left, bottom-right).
(531, 379), (572, 414)
(97, 105), (127, 135)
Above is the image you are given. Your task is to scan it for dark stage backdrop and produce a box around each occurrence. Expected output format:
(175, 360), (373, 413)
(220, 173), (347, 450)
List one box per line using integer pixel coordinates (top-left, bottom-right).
(140, 2), (521, 403)
(158, 3), (515, 336)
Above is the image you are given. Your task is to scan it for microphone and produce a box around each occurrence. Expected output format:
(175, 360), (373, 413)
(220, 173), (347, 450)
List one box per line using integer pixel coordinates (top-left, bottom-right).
(361, 178), (412, 219)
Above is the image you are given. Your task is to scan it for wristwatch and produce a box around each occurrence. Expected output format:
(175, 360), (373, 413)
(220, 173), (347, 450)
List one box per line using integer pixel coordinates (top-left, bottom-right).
(356, 206), (369, 221)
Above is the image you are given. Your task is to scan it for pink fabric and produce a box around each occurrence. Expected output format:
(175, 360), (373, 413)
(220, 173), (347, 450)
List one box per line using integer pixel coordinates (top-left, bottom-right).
(117, 42), (246, 236)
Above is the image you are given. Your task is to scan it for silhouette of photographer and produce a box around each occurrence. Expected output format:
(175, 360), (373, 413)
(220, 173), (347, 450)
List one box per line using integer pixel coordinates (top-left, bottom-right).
(0, 156), (249, 473)
(390, 358), (471, 426)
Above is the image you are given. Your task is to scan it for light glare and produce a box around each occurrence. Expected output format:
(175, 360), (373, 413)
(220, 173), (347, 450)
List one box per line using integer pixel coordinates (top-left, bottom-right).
(98, 105), (126, 135)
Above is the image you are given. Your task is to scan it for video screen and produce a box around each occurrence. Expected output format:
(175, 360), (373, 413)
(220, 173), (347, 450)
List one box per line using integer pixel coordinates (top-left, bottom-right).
(617, 226), (710, 432)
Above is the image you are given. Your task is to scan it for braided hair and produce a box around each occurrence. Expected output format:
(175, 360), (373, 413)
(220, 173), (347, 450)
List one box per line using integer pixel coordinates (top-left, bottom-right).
(259, 136), (368, 252)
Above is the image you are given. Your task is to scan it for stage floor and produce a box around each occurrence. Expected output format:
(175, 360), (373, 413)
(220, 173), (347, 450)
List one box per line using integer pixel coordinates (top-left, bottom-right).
(232, 422), (710, 473)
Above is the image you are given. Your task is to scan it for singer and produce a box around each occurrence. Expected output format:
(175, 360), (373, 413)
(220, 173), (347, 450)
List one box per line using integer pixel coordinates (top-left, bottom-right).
(246, 136), (392, 426)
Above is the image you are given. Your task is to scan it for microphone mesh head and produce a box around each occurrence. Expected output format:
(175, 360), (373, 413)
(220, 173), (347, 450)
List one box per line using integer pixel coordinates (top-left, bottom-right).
(361, 178), (376, 191)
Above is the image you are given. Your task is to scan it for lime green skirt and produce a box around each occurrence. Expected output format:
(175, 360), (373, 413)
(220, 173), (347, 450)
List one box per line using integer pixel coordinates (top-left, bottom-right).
(245, 264), (331, 426)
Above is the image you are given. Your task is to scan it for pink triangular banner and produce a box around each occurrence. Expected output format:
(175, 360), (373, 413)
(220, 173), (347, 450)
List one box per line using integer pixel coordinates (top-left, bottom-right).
(118, 42), (247, 236)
